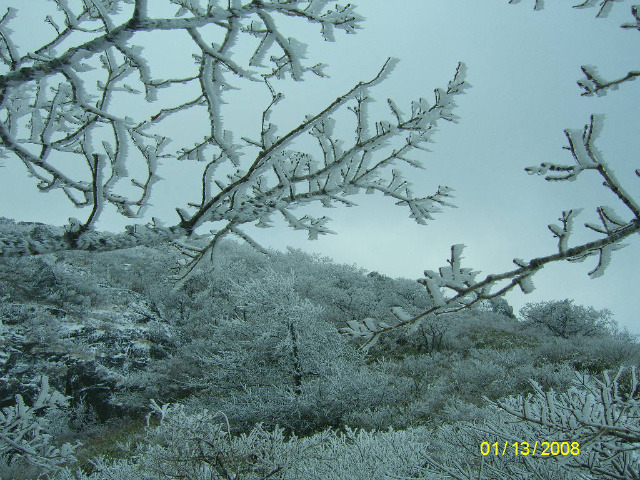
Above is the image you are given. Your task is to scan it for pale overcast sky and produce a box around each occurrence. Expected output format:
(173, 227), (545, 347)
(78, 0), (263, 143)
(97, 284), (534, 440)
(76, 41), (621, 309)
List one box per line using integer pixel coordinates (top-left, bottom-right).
(1, 1), (639, 331)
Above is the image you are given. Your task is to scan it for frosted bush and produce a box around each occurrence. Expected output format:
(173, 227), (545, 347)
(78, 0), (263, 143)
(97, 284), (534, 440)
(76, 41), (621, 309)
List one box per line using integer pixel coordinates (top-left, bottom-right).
(487, 367), (640, 480)
(54, 402), (435, 480)
(0, 377), (79, 474)
(424, 412), (578, 480)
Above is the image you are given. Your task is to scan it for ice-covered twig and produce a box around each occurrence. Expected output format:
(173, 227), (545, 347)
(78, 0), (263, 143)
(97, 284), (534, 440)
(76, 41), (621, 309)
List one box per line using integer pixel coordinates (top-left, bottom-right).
(578, 65), (640, 97)
(527, 115), (640, 218)
(548, 209), (582, 253)
(621, 5), (640, 31)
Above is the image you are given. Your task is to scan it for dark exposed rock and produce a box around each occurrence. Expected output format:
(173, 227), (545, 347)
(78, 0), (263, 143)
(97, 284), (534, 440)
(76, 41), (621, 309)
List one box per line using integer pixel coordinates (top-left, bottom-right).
(0, 293), (176, 417)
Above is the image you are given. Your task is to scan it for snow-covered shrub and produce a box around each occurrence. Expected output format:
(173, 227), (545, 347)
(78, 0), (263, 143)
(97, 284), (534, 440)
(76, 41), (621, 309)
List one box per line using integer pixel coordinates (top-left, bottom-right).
(423, 411), (576, 480)
(310, 361), (414, 429)
(446, 348), (541, 401)
(485, 367), (640, 480)
(404, 378), (456, 423)
(532, 328), (640, 374)
(0, 377), (79, 474)
(341, 404), (409, 430)
(137, 269), (367, 432)
(526, 361), (578, 392)
(396, 351), (463, 386)
(449, 354), (513, 399)
(447, 309), (537, 352)
(520, 299), (615, 339)
(0, 256), (107, 313)
(54, 402), (434, 480)
(439, 397), (493, 424)
(388, 314), (456, 355)
(566, 333), (640, 373)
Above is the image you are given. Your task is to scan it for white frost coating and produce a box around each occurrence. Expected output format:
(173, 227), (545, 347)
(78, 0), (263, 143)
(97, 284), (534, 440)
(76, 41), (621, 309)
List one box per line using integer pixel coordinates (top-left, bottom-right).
(421, 274), (446, 307)
(112, 120), (130, 177)
(588, 244), (614, 278)
(278, 210), (335, 240)
(117, 43), (157, 102)
(262, 123), (278, 149)
(321, 21), (335, 42)
(90, 154), (106, 226)
(0, 8), (19, 63)
(390, 306), (412, 322)
(518, 275), (535, 294)
(363, 318), (378, 331)
(174, 6), (189, 17)
(513, 257), (528, 267)
(355, 91), (371, 142)
(306, 0), (330, 15)
(525, 164), (550, 176)
(249, 33), (275, 67)
(87, 0), (115, 31)
(548, 223), (563, 237)
(387, 99), (404, 125)
(429, 244), (477, 291)
(43, 83), (70, 144)
(367, 57), (399, 88)
(565, 128), (597, 170)
(548, 209), (581, 252)
(287, 36), (308, 62)
(323, 169), (342, 191)
(599, 205), (627, 226)
(339, 317), (389, 347)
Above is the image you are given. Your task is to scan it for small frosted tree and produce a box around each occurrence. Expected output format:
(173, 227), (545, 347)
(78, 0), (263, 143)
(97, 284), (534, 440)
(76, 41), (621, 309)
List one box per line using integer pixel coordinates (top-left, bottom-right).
(0, 0), (466, 282)
(520, 299), (614, 339)
(195, 270), (352, 397)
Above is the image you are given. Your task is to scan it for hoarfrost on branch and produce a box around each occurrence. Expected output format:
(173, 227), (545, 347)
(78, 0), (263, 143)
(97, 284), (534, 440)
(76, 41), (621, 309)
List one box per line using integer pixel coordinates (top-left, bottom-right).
(0, 0), (468, 283)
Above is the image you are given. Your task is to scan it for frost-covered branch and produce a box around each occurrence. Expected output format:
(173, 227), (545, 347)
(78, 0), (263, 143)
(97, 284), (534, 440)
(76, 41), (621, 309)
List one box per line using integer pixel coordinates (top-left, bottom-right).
(342, 115), (640, 350)
(578, 65), (640, 97)
(621, 4), (640, 30)
(572, 0), (626, 18)
(169, 58), (467, 279)
(0, 1), (469, 282)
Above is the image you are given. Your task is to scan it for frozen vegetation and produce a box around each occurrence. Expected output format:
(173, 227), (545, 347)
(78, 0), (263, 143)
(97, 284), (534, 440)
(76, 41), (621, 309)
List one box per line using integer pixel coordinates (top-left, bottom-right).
(1, 231), (639, 479)
(1, 0), (639, 478)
